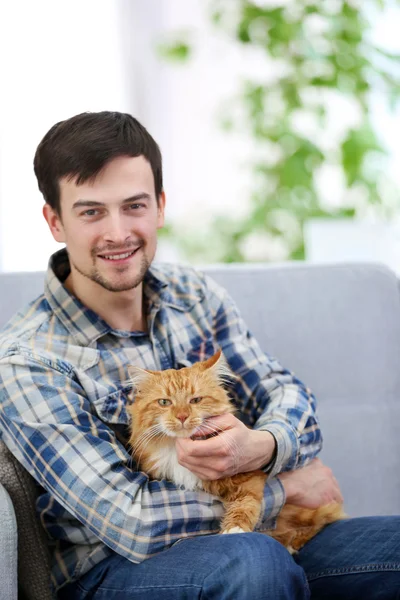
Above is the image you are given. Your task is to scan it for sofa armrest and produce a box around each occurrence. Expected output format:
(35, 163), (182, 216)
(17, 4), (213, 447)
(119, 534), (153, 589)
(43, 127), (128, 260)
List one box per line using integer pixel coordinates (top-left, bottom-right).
(0, 482), (18, 600)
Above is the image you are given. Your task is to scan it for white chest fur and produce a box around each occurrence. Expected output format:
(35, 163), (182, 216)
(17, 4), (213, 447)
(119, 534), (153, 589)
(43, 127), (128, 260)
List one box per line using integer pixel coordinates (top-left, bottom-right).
(151, 445), (203, 491)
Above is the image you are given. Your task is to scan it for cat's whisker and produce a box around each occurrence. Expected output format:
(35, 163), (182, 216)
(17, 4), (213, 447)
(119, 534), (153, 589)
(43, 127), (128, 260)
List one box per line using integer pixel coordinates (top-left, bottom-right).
(132, 427), (163, 455)
(136, 430), (170, 468)
(135, 436), (161, 468)
(223, 432), (243, 474)
(131, 425), (165, 465)
(131, 424), (163, 449)
(197, 423), (241, 454)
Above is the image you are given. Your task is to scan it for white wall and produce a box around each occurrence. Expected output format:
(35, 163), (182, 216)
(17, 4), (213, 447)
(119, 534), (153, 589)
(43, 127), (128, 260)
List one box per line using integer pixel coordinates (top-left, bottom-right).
(125, 0), (400, 265)
(0, 0), (399, 271)
(0, 0), (132, 272)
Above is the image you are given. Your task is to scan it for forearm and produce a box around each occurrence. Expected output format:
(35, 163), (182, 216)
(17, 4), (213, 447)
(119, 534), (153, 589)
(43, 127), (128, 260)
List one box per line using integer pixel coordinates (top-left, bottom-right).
(206, 281), (321, 477)
(275, 458), (344, 508)
(204, 275), (322, 483)
(253, 374), (322, 476)
(3, 418), (225, 561)
(255, 476), (286, 531)
(80, 478), (224, 559)
(0, 355), (224, 563)
(245, 429), (277, 471)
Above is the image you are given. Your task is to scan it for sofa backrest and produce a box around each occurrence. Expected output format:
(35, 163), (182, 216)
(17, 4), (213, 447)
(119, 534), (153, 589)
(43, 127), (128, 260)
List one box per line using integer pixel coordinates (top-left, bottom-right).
(205, 262), (400, 518)
(1, 262), (399, 522)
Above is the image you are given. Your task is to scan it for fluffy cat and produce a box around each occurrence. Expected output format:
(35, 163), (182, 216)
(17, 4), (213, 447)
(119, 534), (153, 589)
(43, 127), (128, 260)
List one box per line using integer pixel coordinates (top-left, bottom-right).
(127, 349), (345, 552)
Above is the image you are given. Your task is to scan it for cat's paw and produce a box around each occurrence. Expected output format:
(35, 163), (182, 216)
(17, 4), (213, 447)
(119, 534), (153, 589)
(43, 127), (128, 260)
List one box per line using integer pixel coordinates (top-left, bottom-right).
(287, 545), (298, 555)
(222, 527), (246, 534)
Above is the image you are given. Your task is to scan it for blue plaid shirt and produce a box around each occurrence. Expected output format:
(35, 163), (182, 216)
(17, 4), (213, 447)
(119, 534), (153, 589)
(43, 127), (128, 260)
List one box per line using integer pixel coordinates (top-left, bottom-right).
(0, 249), (321, 593)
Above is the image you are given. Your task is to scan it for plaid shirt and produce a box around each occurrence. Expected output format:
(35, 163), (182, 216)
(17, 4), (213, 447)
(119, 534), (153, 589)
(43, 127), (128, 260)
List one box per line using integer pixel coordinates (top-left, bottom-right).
(0, 249), (321, 593)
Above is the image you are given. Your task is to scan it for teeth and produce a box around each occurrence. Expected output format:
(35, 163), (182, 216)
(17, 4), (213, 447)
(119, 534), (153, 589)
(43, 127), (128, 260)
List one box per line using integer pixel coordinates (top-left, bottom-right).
(101, 251), (135, 260)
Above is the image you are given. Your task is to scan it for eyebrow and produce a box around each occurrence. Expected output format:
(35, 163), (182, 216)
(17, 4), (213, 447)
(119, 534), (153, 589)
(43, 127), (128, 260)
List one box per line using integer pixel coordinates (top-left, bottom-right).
(72, 193), (151, 210)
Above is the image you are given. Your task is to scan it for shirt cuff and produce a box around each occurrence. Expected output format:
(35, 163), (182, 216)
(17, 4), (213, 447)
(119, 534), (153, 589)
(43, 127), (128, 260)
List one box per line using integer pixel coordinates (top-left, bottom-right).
(255, 420), (299, 478)
(255, 476), (286, 531)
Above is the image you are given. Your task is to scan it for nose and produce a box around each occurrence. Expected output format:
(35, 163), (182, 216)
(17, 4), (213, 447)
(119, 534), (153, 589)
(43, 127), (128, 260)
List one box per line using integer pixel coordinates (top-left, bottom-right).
(176, 414), (189, 424)
(103, 213), (132, 245)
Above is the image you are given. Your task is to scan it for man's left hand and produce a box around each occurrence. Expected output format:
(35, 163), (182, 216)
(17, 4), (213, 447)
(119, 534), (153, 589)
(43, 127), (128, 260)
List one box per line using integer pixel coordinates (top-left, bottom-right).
(175, 413), (276, 480)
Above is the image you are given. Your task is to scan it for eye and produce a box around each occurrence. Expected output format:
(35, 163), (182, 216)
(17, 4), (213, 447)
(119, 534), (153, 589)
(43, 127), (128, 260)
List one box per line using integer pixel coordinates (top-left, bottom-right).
(190, 397), (202, 404)
(126, 203), (145, 211)
(82, 209), (99, 217)
(158, 399), (172, 407)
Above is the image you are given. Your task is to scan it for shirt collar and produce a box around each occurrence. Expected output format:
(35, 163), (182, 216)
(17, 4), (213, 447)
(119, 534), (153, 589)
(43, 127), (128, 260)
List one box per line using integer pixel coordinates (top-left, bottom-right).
(44, 248), (201, 346)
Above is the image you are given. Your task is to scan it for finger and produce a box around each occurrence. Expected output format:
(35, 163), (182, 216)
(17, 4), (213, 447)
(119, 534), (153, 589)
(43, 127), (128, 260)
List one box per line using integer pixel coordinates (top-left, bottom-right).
(179, 454), (231, 473)
(191, 415), (236, 440)
(336, 492), (344, 504)
(308, 457), (323, 468)
(179, 462), (221, 480)
(333, 480), (344, 503)
(204, 413), (237, 430)
(182, 434), (233, 458)
(175, 438), (191, 453)
(176, 436), (227, 456)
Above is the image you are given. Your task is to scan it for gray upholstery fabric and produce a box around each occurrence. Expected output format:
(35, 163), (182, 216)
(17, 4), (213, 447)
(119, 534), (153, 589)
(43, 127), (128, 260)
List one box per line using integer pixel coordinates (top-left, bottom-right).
(0, 482), (18, 600)
(206, 264), (400, 516)
(205, 263), (400, 517)
(0, 262), (399, 600)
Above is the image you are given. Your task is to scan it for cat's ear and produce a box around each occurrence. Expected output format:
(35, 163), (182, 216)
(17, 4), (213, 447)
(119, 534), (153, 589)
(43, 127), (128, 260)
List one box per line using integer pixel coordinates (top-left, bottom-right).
(127, 365), (155, 389)
(201, 349), (236, 384)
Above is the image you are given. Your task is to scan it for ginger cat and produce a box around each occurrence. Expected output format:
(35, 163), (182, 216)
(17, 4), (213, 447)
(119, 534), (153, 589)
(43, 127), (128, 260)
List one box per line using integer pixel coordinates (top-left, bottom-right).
(127, 349), (345, 552)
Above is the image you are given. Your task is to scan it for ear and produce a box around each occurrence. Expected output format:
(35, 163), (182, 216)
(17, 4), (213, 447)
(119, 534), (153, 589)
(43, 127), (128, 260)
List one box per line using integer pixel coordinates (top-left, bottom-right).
(127, 365), (155, 390)
(157, 191), (166, 229)
(43, 203), (66, 243)
(201, 349), (236, 384)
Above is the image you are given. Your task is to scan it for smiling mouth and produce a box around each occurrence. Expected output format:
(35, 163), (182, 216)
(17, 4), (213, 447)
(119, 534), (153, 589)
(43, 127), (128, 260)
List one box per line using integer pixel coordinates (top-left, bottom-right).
(97, 248), (139, 263)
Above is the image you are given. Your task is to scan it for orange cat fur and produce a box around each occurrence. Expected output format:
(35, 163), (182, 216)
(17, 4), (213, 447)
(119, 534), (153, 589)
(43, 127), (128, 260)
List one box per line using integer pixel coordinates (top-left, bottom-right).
(127, 349), (345, 552)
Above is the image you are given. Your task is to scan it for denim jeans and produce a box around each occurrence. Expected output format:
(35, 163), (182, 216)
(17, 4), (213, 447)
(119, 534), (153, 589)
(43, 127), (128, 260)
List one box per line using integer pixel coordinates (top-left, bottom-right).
(58, 516), (400, 600)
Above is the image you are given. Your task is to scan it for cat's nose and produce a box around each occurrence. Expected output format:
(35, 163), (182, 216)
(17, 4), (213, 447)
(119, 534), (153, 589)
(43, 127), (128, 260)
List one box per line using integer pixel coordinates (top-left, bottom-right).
(176, 414), (189, 424)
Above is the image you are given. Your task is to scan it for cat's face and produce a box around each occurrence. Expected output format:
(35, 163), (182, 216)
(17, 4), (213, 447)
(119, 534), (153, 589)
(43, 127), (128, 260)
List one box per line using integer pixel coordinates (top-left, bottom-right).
(127, 350), (234, 439)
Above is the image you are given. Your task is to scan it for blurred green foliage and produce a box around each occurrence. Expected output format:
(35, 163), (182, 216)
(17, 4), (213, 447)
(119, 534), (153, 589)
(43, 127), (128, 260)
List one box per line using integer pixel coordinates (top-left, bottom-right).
(158, 0), (400, 262)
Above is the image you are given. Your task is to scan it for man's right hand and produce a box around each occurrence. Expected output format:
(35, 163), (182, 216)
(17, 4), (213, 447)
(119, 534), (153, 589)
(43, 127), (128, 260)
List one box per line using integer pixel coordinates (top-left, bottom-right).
(277, 458), (344, 509)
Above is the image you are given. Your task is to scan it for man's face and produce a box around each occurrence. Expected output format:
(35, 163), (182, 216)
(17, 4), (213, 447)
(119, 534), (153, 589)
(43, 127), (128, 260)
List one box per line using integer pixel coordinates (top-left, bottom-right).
(44, 155), (165, 293)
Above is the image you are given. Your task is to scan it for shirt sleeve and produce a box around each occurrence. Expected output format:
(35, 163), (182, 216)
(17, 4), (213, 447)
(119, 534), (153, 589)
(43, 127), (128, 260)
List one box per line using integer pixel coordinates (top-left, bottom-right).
(205, 275), (323, 481)
(0, 347), (230, 562)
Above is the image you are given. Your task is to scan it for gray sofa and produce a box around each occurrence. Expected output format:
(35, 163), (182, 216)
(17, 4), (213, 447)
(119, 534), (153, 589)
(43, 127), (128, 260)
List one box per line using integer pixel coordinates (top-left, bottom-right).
(1, 262), (399, 600)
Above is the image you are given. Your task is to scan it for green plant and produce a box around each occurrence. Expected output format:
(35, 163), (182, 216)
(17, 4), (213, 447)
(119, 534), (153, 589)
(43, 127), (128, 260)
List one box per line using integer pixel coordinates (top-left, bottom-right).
(158, 0), (400, 262)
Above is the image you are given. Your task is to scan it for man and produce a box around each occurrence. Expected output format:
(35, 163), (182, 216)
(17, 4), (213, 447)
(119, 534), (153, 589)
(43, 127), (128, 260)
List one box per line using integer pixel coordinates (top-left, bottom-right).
(0, 111), (398, 600)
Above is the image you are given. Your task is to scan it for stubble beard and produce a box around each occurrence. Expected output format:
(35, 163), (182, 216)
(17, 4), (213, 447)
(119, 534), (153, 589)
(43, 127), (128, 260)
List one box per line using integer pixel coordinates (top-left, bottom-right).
(71, 248), (152, 293)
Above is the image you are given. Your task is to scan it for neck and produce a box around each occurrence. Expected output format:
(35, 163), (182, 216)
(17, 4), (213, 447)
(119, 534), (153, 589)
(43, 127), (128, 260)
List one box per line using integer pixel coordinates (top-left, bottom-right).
(64, 269), (147, 332)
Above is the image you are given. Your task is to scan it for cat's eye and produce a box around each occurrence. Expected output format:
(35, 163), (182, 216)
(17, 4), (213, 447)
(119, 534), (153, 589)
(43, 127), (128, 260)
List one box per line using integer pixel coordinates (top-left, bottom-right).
(190, 397), (202, 404)
(158, 399), (172, 407)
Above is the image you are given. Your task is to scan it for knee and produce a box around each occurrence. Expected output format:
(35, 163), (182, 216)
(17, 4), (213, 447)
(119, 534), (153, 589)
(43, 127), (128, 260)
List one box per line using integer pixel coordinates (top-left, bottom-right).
(203, 533), (310, 600)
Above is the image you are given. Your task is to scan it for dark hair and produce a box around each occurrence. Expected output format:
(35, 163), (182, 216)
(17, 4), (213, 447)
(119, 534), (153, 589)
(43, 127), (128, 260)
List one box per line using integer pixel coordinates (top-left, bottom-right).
(33, 111), (163, 215)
